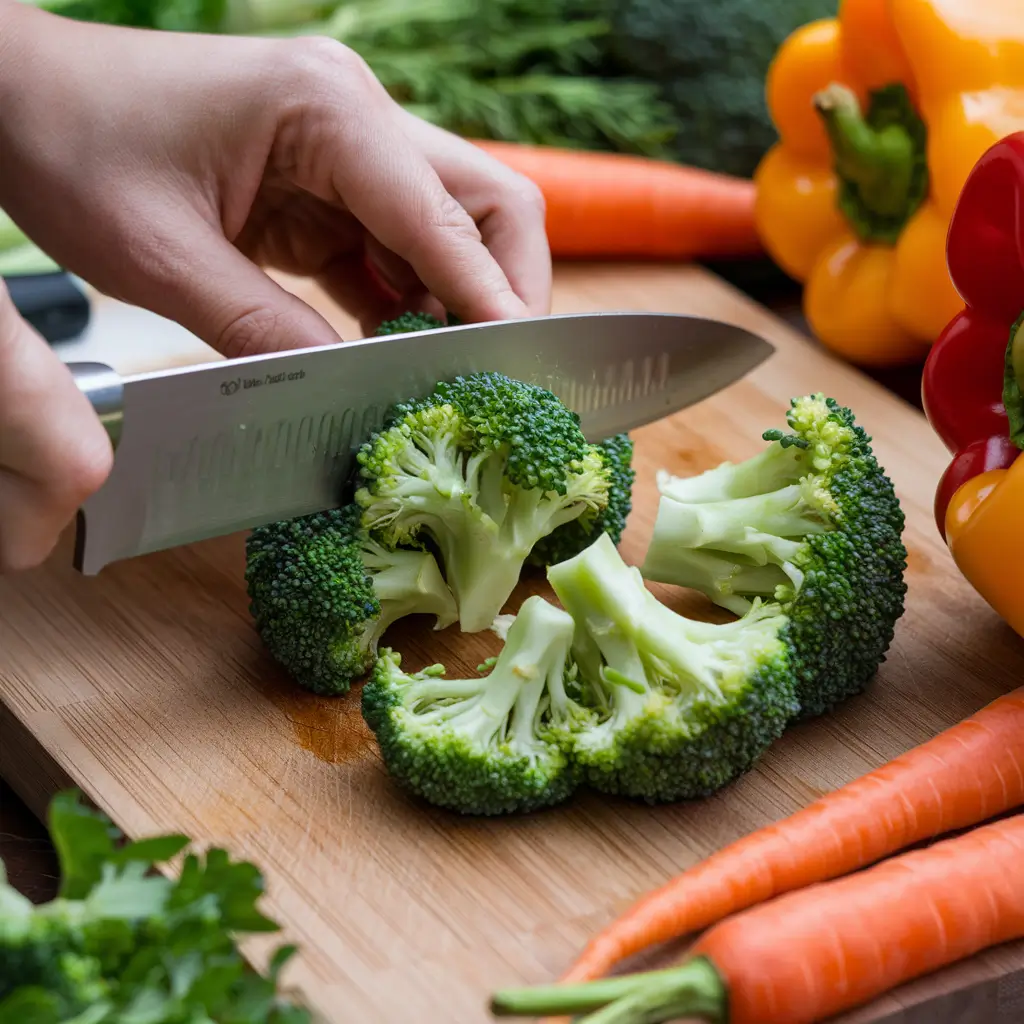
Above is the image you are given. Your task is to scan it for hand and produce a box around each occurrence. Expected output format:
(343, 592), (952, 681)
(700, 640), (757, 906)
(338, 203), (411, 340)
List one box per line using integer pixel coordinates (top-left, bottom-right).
(0, 6), (552, 572)
(0, 280), (113, 572)
(0, 5), (551, 355)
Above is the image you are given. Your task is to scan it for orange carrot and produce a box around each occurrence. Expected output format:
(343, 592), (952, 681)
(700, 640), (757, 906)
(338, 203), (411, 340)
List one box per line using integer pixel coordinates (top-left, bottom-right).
(492, 813), (1024, 1024)
(557, 687), (1024, 987)
(469, 140), (762, 261)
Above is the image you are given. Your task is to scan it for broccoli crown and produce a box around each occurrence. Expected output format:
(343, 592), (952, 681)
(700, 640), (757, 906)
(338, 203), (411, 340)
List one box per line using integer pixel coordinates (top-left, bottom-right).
(609, 0), (840, 178)
(245, 505), (456, 696)
(547, 533), (798, 805)
(528, 432), (637, 567)
(374, 312), (449, 336)
(361, 595), (588, 816)
(355, 372), (614, 633)
(641, 394), (908, 719)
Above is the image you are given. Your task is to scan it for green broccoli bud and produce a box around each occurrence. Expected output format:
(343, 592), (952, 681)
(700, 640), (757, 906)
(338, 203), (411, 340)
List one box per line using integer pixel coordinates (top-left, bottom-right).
(354, 372), (615, 633)
(641, 393), (908, 718)
(547, 533), (798, 805)
(245, 505), (456, 695)
(374, 311), (450, 336)
(361, 595), (591, 816)
(528, 432), (637, 567)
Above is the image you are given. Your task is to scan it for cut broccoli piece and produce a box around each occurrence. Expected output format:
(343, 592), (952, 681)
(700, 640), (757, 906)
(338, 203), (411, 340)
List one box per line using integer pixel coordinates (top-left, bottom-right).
(528, 432), (636, 567)
(640, 393), (908, 718)
(362, 595), (590, 816)
(547, 533), (797, 804)
(245, 505), (457, 695)
(374, 311), (450, 336)
(354, 371), (616, 633)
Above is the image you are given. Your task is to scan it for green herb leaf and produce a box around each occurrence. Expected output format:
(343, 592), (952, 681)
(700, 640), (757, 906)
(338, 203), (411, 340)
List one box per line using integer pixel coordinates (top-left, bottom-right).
(48, 790), (122, 900)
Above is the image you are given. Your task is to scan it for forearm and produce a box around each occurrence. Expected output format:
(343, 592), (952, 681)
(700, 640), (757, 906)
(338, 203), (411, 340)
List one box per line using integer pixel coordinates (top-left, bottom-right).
(0, 2), (43, 207)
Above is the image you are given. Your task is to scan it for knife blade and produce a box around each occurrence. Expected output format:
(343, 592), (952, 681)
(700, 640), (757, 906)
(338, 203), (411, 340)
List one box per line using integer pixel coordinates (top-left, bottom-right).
(68, 311), (774, 575)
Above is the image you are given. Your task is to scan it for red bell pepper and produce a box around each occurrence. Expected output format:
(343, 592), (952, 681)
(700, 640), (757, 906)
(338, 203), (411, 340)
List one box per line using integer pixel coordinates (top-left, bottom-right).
(922, 132), (1024, 637)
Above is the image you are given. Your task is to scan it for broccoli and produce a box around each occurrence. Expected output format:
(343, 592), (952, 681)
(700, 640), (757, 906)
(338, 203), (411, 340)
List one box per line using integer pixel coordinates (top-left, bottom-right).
(368, 313), (636, 589)
(528, 432), (637, 567)
(640, 393), (908, 718)
(546, 532), (798, 804)
(362, 594), (590, 816)
(354, 372), (619, 633)
(607, 0), (840, 178)
(245, 504), (456, 696)
(374, 311), (450, 336)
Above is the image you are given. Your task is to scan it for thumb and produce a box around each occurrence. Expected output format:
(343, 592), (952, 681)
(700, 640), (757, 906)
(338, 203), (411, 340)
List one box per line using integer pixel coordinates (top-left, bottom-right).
(137, 222), (345, 360)
(0, 279), (113, 571)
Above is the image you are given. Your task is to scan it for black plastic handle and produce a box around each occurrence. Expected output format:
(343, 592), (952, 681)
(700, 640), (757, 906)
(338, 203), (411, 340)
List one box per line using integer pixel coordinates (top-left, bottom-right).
(3, 270), (91, 343)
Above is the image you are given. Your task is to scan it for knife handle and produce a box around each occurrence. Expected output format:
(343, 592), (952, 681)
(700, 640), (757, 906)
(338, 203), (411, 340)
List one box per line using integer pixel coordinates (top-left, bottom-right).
(68, 362), (124, 450)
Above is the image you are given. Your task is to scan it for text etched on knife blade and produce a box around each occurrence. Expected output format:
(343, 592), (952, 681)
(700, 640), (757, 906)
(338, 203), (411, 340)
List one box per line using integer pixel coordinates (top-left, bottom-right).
(219, 368), (307, 397)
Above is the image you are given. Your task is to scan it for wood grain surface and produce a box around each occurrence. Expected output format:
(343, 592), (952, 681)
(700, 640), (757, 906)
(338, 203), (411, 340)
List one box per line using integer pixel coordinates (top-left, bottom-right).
(2, 263), (1023, 1023)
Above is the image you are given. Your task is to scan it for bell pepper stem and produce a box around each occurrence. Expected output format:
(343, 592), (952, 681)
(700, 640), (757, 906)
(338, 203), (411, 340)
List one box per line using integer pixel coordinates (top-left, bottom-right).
(489, 959), (727, 1023)
(1004, 312), (1024, 450)
(814, 84), (913, 218)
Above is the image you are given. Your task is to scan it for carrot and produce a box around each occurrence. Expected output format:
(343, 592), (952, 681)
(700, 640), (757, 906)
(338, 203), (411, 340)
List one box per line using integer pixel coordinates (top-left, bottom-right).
(557, 687), (1024, 987)
(491, 812), (1024, 1024)
(469, 140), (762, 261)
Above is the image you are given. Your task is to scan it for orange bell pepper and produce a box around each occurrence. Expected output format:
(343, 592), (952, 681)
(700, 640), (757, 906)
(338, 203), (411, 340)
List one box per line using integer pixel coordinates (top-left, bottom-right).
(754, 0), (1024, 368)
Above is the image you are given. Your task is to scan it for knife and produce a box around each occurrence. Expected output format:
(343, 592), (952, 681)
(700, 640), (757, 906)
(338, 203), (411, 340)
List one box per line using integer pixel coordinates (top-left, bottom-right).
(67, 311), (774, 575)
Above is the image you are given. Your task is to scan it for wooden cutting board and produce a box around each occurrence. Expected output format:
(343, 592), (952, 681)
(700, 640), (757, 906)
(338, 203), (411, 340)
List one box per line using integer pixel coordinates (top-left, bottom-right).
(2, 264), (1023, 1024)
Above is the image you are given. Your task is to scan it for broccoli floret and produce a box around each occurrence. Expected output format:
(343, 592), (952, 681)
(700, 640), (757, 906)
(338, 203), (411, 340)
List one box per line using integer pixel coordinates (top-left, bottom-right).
(374, 311), (450, 336)
(528, 432), (636, 567)
(354, 372), (616, 633)
(547, 533), (797, 804)
(640, 393), (908, 719)
(362, 595), (590, 816)
(245, 505), (457, 695)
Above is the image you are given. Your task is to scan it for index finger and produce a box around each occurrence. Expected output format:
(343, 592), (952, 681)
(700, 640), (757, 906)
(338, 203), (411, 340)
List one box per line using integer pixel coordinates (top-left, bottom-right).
(398, 113), (553, 317)
(321, 89), (530, 324)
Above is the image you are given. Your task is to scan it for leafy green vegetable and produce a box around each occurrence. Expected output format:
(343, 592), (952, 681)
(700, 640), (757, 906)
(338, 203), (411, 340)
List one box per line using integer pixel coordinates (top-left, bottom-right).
(0, 790), (310, 1023)
(608, 0), (840, 177)
(21, 0), (676, 156)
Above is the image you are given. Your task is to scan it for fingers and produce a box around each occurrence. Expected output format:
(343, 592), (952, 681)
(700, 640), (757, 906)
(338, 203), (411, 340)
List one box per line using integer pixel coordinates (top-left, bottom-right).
(329, 125), (529, 325)
(314, 251), (411, 338)
(399, 114), (553, 317)
(124, 214), (348, 360)
(0, 280), (113, 572)
(275, 41), (529, 325)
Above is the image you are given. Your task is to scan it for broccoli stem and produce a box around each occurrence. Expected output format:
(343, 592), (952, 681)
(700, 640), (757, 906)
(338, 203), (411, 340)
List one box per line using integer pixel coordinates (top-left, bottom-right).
(655, 441), (805, 503)
(640, 547), (789, 617)
(648, 486), (824, 549)
(442, 531), (526, 634)
(549, 534), (733, 697)
(419, 595), (574, 749)
(490, 958), (726, 1023)
(358, 543), (458, 653)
